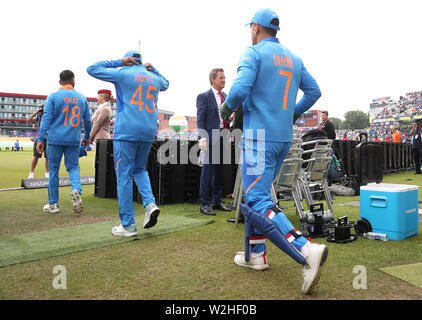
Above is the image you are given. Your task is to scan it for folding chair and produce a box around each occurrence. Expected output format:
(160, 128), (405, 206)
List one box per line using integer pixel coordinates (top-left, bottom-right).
(232, 146), (305, 226)
(301, 139), (333, 160)
(293, 129), (302, 139)
(272, 157), (307, 219)
(232, 156), (244, 228)
(298, 155), (334, 219)
(299, 139), (333, 186)
(290, 138), (303, 149)
(286, 147), (304, 160)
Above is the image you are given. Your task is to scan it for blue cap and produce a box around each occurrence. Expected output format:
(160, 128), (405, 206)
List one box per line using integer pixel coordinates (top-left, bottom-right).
(123, 50), (142, 63)
(245, 8), (280, 31)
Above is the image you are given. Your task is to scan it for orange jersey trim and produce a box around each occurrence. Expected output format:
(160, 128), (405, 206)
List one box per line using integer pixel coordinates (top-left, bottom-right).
(60, 85), (74, 90)
(115, 159), (121, 171)
(245, 176), (262, 194)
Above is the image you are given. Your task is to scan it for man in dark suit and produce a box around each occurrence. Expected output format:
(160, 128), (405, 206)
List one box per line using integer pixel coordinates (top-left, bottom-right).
(196, 68), (232, 215)
(319, 110), (336, 140)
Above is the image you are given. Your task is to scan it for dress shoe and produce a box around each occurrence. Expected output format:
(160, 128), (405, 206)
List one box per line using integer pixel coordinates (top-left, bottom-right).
(212, 203), (232, 212)
(226, 202), (236, 210)
(200, 205), (216, 216)
(227, 214), (245, 224)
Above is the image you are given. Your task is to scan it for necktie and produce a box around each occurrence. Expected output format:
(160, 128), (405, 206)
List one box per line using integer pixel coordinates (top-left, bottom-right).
(218, 91), (225, 103)
(218, 92), (229, 129)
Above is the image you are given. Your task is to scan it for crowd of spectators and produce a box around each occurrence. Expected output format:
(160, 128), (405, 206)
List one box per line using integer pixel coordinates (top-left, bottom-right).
(335, 91), (422, 143)
(336, 125), (414, 143)
(371, 92), (422, 120)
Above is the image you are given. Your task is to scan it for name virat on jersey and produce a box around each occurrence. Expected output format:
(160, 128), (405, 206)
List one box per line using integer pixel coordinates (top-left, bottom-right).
(63, 97), (79, 104)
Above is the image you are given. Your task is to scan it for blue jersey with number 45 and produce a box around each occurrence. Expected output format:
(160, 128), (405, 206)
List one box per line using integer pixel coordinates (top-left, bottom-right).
(87, 51), (169, 142)
(38, 86), (91, 146)
(225, 37), (321, 142)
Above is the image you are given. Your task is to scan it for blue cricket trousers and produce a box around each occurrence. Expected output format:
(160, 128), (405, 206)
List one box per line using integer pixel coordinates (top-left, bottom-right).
(242, 139), (307, 253)
(46, 144), (81, 205)
(113, 140), (156, 227)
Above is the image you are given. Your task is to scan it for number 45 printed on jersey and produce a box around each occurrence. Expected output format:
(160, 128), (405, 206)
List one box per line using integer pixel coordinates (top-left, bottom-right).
(130, 84), (157, 113)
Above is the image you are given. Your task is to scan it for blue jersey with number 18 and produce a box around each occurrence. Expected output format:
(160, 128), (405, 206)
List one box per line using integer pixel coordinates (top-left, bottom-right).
(87, 52), (169, 142)
(38, 86), (91, 146)
(225, 37), (321, 142)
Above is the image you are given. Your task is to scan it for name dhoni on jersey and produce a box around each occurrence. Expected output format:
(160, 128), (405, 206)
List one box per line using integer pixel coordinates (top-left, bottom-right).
(134, 74), (154, 84)
(273, 55), (293, 69)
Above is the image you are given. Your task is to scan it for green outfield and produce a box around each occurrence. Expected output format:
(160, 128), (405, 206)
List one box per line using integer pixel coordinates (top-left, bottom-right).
(0, 137), (34, 150)
(1, 149), (422, 300)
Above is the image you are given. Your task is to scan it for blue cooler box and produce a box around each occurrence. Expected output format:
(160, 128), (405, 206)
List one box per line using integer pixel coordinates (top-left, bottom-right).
(360, 183), (419, 240)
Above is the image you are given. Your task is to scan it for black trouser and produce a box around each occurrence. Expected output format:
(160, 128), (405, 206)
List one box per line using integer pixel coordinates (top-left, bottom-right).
(413, 148), (422, 173)
(199, 131), (230, 207)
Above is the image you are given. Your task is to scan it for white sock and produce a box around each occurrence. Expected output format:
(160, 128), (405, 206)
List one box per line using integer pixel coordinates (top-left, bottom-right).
(300, 241), (312, 257)
(251, 252), (263, 257)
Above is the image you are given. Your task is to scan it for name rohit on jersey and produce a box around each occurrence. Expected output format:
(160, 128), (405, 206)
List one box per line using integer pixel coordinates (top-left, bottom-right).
(273, 55), (293, 68)
(134, 74), (154, 84)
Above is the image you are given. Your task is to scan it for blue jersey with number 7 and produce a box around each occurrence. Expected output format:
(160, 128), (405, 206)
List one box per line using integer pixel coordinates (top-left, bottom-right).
(87, 51), (169, 142)
(225, 37), (321, 142)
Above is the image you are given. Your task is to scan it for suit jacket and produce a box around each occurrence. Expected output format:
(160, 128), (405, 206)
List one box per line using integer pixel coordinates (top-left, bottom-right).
(89, 102), (112, 143)
(321, 119), (336, 140)
(233, 105), (243, 131)
(196, 88), (226, 143)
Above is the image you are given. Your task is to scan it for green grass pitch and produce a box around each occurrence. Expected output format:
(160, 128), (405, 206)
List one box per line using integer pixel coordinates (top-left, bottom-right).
(1, 149), (422, 300)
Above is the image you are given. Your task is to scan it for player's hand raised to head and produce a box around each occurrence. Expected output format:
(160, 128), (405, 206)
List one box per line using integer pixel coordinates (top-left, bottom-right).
(122, 57), (140, 66)
(143, 63), (154, 71)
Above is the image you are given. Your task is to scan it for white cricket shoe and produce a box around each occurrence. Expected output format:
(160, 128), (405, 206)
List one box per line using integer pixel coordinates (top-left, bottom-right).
(234, 251), (269, 271)
(70, 190), (83, 213)
(111, 224), (138, 237)
(43, 203), (60, 213)
(143, 203), (160, 229)
(301, 242), (328, 294)
(28, 172), (34, 179)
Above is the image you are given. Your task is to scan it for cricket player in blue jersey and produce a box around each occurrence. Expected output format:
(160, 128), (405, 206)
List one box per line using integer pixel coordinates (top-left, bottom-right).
(87, 50), (169, 237)
(37, 70), (91, 214)
(220, 8), (327, 294)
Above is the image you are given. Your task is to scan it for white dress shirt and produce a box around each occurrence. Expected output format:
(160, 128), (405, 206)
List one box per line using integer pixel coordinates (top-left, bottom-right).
(211, 87), (224, 129)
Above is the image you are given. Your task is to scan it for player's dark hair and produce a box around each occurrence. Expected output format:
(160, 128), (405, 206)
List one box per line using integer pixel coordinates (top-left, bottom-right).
(322, 110), (329, 116)
(59, 70), (75, 83)
(263, 18), (279, 37)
